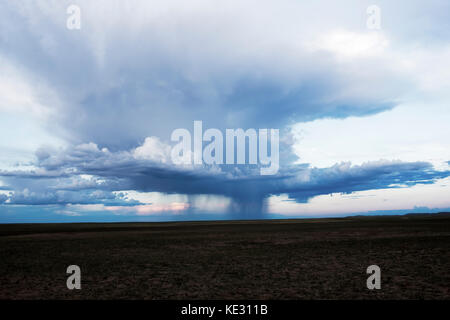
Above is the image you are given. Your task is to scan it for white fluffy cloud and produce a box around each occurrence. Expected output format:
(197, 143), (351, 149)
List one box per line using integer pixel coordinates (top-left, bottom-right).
(133, 137), (171, 163)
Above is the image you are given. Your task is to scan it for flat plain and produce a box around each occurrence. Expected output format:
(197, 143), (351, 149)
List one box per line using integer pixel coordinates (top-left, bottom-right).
(0, 214), (449, 299)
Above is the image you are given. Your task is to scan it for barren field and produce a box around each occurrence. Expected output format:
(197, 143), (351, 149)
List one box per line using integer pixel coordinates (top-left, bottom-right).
(0, 214), (449, 299)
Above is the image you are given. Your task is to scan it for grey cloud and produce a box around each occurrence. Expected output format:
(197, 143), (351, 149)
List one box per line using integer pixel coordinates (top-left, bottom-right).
(1, 1), (449, 217)
(0, 194), (8, 204)
(2, 143), (449, 217)
(0, 1), (430, 150)
(6, 188), (139, 206)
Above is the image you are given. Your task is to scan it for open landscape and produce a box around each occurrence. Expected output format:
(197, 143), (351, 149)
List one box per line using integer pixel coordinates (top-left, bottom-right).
(0, 214), (449, 300)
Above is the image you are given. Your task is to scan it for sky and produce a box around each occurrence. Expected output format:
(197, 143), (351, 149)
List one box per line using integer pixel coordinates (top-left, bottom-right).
(1, 0), (450, 222)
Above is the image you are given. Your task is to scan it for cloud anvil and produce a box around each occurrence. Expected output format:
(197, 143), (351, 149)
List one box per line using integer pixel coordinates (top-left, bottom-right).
(1, 0), (450, 221)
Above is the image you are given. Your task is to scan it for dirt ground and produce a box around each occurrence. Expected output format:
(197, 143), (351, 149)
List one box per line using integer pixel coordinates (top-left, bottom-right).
(0, 214), (449, 299)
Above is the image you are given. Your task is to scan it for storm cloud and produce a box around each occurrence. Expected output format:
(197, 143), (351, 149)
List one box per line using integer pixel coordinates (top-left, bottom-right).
(1, 0), (450, 219)
(1, 142), (449, 217)
(0, 0), (427, 149)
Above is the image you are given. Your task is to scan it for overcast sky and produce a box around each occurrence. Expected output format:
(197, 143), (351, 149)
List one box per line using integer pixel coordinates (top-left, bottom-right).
(1, 0), (450, 222)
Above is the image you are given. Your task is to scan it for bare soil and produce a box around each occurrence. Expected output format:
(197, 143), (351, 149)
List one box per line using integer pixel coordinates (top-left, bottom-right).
(0, 214), (449, 299)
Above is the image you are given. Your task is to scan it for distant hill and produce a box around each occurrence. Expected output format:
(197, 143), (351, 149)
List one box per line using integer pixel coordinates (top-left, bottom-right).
(404, 212), (450, 218)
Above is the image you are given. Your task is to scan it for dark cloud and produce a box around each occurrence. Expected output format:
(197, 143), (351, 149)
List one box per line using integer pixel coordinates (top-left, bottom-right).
(0, 1), (416, 150)
(1, 1), (449, 219)
(6, 189), (138, 206)
(0, 194), (7, 204)
(1, 143), (449, 217)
